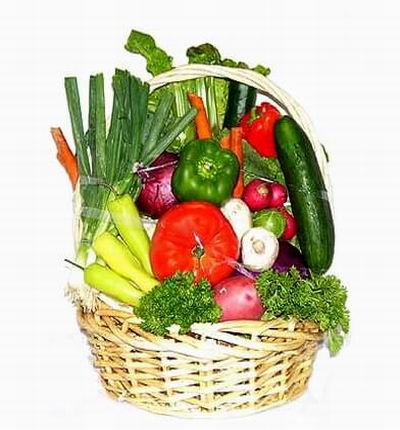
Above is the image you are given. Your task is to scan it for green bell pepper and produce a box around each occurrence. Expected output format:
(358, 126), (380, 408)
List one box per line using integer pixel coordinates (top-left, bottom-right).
(172, 139), (239, 206)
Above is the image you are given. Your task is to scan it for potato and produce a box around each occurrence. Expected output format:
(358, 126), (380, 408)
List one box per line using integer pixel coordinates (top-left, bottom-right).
(213, 275), (265, 321)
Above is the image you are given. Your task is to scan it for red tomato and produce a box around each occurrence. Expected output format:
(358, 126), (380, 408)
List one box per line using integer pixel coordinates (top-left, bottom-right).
(150, 201), (239, 285)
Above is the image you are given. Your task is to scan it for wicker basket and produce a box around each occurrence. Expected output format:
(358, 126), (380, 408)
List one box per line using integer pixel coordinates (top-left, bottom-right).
(77, 65), (330, 417)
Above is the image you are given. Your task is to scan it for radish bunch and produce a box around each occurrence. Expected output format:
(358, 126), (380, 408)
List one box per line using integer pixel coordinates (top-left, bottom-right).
(242, 179), (297, 240)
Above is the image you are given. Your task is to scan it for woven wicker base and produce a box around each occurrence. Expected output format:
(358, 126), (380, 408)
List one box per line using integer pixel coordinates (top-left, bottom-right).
(78, 301), (322, 417)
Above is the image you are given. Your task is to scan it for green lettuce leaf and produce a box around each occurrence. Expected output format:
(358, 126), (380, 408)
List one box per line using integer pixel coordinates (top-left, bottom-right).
(243, 141), (285, 184)
(187, 43), (222, 65)
(125, 30), (173, 77)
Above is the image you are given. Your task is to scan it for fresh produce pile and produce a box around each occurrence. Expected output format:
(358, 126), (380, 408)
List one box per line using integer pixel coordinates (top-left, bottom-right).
(53, 30), (349, 356)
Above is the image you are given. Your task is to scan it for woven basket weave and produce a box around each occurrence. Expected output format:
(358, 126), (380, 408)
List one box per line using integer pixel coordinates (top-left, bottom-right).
(77, 65), (329, 417)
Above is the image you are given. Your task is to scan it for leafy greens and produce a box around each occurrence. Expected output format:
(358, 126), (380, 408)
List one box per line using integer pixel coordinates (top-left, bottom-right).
(256, 268), (350, 355)
(125, 30), (270, 150)
(243, 140), (286, 185)
(125, 30), (173, 76)
(136, 272), (221, 336)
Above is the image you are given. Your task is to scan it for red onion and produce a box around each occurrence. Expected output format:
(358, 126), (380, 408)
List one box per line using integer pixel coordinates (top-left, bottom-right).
(137, 152), (178, 218)
(273, 241), (309, 278)
(242, 179), (272, 211)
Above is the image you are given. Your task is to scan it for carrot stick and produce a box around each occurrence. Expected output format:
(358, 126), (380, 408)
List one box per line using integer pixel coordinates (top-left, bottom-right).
(187, 93), (212, 139)
(230, 127), (244, 198)
(220, 134), (231, 150)
(51, 127), (79, 189)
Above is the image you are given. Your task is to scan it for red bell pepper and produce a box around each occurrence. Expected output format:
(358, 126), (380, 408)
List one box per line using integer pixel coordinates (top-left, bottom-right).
(239, 102), (281, 158)
(150, 201), (239, 285)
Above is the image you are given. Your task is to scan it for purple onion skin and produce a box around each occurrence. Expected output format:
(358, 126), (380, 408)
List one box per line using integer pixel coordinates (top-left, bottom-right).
(272, 241), (310, 278)
(137, 153), (179, 219)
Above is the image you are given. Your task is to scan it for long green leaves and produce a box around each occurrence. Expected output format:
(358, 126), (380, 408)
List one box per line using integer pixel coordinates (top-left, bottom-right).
(86, 74), (107, 179)
(94, 75), (106, 178)
(144, 107), (196, 164)
(144, 91), (174, 156)
(65, 71), (151, 263)
(64, 78), (90, 177)
(129, 73), (149, 164)
(65, 68), (196, 265)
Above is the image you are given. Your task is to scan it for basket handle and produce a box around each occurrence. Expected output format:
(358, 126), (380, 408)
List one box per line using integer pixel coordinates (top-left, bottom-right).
(148, 64), (333, 201)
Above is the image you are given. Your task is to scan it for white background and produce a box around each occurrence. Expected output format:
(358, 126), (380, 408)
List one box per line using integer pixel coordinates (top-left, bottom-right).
(1, 0), (399, 428)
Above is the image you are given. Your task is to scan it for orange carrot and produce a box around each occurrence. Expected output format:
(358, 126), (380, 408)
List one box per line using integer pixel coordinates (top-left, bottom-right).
(220, 134), (231, 150)
(187, 93), (212, 139)
(51, 127), (79, 189)
(230, 127), (244, 198)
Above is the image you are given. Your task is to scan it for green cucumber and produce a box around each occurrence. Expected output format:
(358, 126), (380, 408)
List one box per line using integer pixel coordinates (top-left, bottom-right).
(274, 116), (334, 274)
(223, 81), (257, 128)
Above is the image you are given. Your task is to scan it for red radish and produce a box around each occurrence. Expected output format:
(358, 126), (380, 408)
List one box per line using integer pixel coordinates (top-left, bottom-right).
(214, 275), (265, 321)
(268, 182), (287, 208)
(242, 179), (271, 211)
(279, 208), (298, 240)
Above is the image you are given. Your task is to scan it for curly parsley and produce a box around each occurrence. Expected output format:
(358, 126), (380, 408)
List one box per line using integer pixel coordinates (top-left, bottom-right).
(256, 268), (350, 355)
(136, 272), (221, 336)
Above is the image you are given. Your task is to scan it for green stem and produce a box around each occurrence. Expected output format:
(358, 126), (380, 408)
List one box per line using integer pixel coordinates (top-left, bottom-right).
(249, 107), (258, 124)
(64, 77), (91, 177)
(205, 77), (219, 133)
(76, 241), (91, 267)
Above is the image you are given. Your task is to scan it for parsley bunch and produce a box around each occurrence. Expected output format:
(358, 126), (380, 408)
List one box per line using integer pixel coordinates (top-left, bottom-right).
(136, 273), (221, 336)
(256, 268), (350, 355)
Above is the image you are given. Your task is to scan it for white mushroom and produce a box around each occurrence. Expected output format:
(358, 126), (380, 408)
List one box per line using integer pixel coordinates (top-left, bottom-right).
(241, 227), (279, 272)
(221, 198), (252, 241)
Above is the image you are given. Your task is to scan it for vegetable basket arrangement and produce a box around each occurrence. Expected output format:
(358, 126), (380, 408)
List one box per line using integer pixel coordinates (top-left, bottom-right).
(53, 31), (350, 418)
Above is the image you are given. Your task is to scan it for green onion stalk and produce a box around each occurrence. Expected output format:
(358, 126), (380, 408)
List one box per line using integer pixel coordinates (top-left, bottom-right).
(65, 69), (196, 268)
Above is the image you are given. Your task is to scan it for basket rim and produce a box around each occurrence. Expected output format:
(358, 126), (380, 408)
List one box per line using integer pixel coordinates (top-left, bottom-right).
(78, 298), (323, 360)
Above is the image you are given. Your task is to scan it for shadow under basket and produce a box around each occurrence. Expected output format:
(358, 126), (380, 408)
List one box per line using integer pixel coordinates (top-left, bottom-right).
(77, 301), (323, 418)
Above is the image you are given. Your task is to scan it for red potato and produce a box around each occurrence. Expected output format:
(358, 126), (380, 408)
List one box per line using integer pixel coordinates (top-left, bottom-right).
(213, 275), (265, 321)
